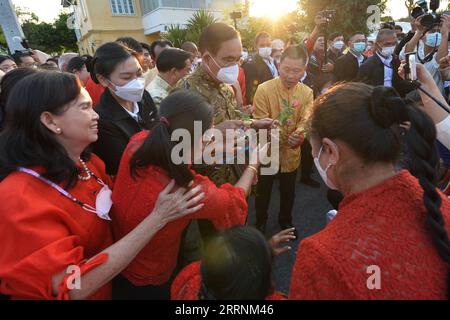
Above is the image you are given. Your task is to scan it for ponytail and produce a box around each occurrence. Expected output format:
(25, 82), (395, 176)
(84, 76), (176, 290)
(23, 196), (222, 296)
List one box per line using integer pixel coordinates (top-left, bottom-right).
(371, 86), (450, 297)
(130, 120), (193, 187)
(129, 90), (213, 188)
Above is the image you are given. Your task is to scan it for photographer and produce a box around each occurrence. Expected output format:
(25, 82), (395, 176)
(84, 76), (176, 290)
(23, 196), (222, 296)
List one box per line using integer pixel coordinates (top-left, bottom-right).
(303, 14), (335, 77)
(400, 61), (450, 150)
(404, 14), (450, 96)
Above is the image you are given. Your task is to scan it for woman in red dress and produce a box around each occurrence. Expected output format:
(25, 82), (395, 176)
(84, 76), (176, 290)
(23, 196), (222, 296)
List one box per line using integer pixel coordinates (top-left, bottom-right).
(0, 73), (204, 300)
(171, 226), (295, 300)
(289, 80), (450, 299)
(111, 90), (266, 299)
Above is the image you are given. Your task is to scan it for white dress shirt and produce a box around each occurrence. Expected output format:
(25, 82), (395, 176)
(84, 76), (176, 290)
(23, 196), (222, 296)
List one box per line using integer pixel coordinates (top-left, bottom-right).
(263, 57), (279, 77)
(123, 102), (141, 122)
(376, 52), (393, 87)
(350, 50), (365, 66)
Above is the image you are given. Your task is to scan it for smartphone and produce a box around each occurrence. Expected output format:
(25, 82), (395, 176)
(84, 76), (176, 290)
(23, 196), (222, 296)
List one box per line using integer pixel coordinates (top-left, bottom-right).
(405, 53), (417, 81)
(409, 54), (417, 81)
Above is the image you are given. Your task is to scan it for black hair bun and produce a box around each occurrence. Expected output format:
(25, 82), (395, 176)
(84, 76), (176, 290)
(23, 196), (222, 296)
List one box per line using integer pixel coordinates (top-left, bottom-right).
(370, 86), (409, 128)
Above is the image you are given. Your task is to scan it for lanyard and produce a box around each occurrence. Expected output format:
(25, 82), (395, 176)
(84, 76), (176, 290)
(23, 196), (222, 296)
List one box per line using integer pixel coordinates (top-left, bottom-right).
(17, 167), (103, 214)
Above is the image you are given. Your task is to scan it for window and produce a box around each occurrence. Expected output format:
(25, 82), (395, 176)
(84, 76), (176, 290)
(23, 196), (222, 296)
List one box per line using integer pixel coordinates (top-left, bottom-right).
(110, 0), (136, 15)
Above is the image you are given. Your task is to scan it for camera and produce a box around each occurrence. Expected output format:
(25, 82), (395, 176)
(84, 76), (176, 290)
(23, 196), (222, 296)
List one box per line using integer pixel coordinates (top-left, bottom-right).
(411, 0), (450, 28)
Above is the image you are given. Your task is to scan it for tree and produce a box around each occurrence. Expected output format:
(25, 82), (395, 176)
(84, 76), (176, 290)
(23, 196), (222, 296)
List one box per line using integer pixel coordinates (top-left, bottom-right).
(162, 10), (217, 47)
(162, 25), (188, 48)
(297, 0), (388, 37)
(185, 10), (217, 44)
(405, 0), (416, 17)
(22, 12), (78, 54)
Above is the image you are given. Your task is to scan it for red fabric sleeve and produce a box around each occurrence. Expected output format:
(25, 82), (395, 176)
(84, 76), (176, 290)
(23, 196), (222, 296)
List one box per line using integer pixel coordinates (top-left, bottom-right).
(191, 176), (248, 230)
(304, 38), (315, 56)
(0, 196), (109, 300)
(171, 261), (202, 300)
(57, 253), (109, 300)
(289, 238), (356, 300)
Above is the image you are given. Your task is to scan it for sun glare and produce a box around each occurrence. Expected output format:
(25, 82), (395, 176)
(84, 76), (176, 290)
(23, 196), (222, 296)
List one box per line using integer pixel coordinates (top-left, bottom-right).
(249, 0), (299, 20)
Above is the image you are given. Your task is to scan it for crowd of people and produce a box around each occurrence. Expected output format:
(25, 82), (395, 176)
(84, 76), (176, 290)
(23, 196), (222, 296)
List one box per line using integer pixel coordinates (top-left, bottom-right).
(0, 10), (449, 300)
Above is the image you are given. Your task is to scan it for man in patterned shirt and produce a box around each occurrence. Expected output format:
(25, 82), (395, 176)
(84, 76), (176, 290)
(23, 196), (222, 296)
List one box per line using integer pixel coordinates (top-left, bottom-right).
(173, 22), (274, 187)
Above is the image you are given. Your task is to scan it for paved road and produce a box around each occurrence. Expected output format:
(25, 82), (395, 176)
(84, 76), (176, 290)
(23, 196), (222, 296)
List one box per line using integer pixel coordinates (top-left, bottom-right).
(246, 171), (332, 295)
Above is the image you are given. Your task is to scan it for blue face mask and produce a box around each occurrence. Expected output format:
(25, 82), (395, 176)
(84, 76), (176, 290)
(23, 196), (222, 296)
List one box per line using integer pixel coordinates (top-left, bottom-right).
(353, 42), (366, 54)
(426, 32), (442, 47)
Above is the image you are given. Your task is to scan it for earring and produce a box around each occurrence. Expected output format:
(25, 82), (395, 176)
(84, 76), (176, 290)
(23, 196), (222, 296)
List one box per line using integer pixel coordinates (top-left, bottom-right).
(56, 128), (62, 134)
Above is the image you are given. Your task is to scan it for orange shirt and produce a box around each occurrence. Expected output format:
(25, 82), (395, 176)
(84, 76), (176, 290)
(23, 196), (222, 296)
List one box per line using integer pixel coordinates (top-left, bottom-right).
(0, 155), (113, 300)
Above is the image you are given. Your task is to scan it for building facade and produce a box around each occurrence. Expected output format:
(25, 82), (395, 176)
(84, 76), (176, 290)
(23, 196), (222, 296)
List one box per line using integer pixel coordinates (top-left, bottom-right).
(140, 0), (241, 37)
(65, 0), (147, 54)
(64, 0), (242, 54)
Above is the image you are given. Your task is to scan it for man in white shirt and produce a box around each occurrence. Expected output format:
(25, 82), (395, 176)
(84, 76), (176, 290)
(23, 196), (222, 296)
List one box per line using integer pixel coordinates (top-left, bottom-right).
(146, 48), (192, 110)
(357, 29), (414, 97)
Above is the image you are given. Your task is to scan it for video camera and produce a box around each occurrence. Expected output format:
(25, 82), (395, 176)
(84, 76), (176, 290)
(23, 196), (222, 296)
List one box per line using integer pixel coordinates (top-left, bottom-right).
(411, 0), (450, 28)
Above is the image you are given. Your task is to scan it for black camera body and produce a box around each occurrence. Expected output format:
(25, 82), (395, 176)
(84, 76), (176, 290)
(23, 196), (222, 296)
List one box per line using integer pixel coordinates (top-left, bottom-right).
(411, 0), (449, 28)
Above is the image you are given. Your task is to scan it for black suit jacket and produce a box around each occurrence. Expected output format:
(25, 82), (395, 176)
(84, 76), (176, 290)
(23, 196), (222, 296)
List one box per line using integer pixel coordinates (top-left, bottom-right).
(357, 54), (414, 97)
(93, 89), (158, 175)
(335, 52), (366, 82)
(242, 54), (275, 104)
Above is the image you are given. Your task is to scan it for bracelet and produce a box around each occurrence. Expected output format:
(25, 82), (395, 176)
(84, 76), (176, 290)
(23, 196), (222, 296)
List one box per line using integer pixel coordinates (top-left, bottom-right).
(247, 165), (259, 175)
(243, 119), (254, 129)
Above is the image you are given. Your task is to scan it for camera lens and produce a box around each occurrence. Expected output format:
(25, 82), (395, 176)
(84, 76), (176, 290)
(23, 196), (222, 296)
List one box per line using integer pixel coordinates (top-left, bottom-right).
(411, 7), (425, 19)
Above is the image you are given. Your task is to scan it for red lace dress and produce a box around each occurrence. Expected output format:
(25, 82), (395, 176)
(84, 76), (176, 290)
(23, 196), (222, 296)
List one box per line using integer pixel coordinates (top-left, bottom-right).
(112, 131), (248, 286)
(290, 171), (450, 300)
(171, 261), (286, 300)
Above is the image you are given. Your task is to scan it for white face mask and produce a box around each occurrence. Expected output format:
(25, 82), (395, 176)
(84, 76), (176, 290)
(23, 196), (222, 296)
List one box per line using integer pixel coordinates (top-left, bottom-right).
(333, 41), (345, 51)
(81, 182), (113, 221)
(209, 54), (239, 85)
(109, 77), (145, 102)
(314, 145), (337, 190)
(241, 51), (249, 61)
(258, 47), (272, 59)
(425, 32), (442, 47)
(92, 183), (113, 221)
(381, 46), (395, 58)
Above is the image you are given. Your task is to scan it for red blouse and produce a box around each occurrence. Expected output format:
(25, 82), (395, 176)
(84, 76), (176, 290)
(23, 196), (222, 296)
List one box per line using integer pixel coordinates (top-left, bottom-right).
(85, 77), (105, 107)
(290, 171), (450, 300)
(0, 155), (114, 300)
(171, 261), (286, 300)
(111, 131), (248, 286)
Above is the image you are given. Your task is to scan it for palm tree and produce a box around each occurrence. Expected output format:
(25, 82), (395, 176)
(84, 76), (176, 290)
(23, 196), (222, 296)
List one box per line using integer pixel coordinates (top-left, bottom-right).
(162, 25), (188, 48)
(186, 10), (217, 44)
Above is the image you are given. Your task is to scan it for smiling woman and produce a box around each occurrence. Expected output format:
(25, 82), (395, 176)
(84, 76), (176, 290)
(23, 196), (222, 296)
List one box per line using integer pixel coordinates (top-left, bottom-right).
(249, 0), (298, 19)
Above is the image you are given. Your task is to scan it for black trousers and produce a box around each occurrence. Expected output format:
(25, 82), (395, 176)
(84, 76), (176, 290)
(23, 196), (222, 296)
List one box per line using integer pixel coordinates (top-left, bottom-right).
(300, 139), (314, 179)
(112, 274), (172, 300)
(255, 170), (298, 227)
